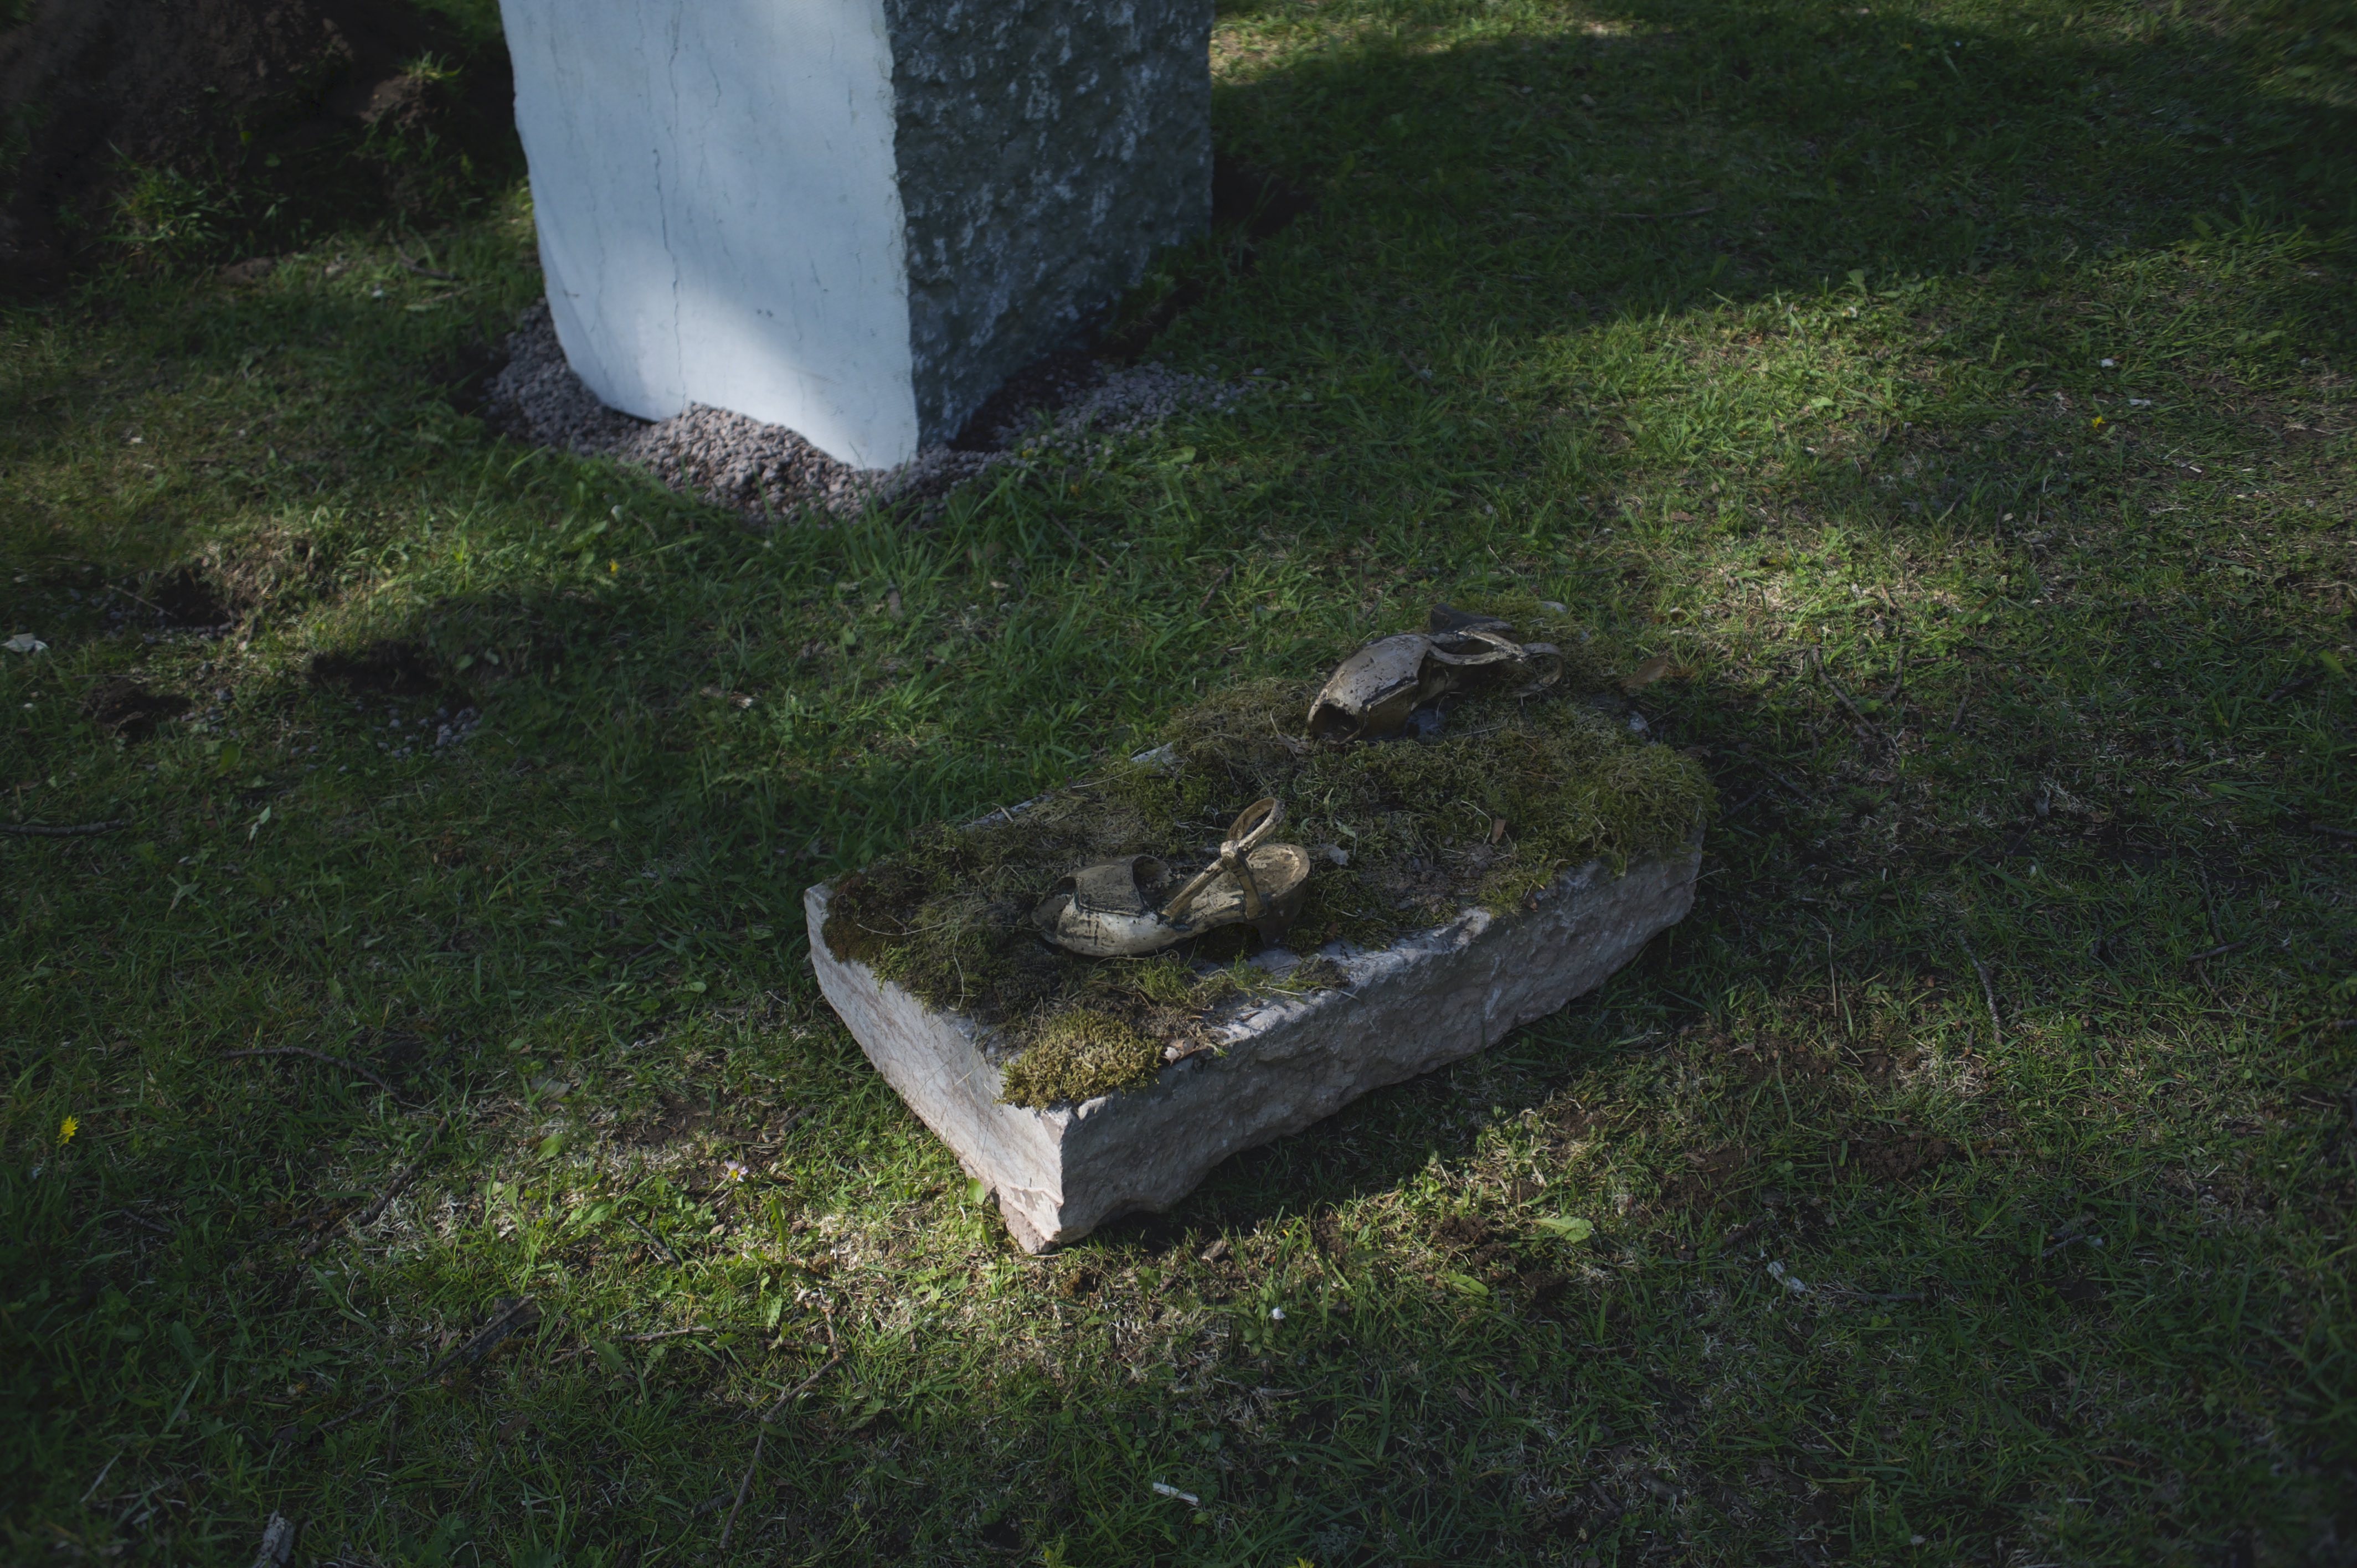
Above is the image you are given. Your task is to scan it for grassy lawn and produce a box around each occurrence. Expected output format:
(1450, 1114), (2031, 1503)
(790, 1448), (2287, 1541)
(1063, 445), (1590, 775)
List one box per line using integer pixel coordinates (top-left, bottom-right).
(6, 0), (2356, 1561)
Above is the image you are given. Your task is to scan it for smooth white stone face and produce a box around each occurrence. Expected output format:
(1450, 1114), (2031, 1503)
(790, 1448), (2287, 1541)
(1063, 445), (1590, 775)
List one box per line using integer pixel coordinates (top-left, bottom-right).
(807, 843), (1701, 1251)
(500, 0), (918, 467)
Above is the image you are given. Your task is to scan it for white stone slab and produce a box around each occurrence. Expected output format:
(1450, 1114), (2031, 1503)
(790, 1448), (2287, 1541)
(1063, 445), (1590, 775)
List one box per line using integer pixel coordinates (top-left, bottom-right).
(497, 0), (1213, 469)
(805, 843), (1700, 1250)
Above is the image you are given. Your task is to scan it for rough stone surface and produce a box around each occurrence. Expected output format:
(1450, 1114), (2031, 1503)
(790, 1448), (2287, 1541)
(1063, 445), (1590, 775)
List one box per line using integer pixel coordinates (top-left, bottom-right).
(807, 843), (1701, 1251)
(484, 303), (1245, 520)
(495, 0), (1212, 469)
(887, 0), (1213, 445)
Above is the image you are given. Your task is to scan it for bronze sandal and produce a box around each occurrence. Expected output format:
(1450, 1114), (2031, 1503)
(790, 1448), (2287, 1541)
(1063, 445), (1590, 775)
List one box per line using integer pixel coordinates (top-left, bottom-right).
(1305, 606), (1561, 741)
(1034, 798), (1313, 958)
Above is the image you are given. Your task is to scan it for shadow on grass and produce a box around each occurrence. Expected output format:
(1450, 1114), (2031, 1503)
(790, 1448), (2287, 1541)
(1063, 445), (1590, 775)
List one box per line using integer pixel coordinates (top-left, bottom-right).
(5, 0), (2356, 1562)
(1202, 0), (2354, 322)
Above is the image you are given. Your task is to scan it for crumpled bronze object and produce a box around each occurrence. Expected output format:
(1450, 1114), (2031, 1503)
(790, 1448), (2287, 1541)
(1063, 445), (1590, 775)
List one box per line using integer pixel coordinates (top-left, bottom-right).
(1035, 798), (1312, 957)
(1305, 606), (1561, 742)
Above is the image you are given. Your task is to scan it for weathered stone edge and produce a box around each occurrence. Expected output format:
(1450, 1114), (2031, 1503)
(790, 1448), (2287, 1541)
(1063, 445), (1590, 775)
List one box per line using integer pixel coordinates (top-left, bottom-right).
(806, 840), (1700, 1250)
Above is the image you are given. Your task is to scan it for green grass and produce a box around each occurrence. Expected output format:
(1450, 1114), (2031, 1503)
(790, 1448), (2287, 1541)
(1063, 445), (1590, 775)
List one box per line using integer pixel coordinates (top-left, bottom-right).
(3, 0), (2354, 1562)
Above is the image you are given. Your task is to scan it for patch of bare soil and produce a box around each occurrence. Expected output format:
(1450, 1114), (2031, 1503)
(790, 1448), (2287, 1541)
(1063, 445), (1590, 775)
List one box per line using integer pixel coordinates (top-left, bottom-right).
(306, 638), (449, 697)
(81, 677), (190, 739)
(1847, 1132), (1957, 1183)
(0, 0), (512, 289)
(141, 565), (236, 632)
(1657, 1144), (1752, 1212)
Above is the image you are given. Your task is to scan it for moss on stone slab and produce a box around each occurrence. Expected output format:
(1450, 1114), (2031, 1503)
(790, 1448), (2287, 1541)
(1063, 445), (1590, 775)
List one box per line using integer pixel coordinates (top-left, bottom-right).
(996, 1009), (1166, 1109)
(821, 599), (1714, 1107)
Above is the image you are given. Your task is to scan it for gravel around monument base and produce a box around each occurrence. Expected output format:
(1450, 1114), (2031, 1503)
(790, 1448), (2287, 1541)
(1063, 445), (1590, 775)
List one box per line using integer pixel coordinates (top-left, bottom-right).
(484, 304), (1247, 519)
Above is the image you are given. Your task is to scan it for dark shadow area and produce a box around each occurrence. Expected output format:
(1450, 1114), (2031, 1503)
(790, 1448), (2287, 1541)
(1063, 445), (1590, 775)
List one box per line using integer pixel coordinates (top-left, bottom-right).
(945, 152), (1316, 450)
(1086, 150), (1318, 363)
(427, 331), (514, 421)
(80, 675), (191, 740)
(0, 0), (519, 292)
(307, 637), (467, 701)
(1190, 0), (2355, 322)
(945, 345), (1105, 453)
(1082, 992), (1625, 1258)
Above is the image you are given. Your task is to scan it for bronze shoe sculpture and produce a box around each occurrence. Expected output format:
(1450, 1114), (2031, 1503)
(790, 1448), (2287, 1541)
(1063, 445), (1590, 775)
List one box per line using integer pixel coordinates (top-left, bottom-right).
(1305, 606), (1562, 742)
(1035, 798), (1312, 958)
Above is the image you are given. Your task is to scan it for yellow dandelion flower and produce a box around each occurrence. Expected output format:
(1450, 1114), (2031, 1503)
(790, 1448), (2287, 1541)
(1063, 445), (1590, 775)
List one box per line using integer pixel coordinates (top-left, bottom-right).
(608, 559), (620, 573)
(2091, 416), (2105, 428)
(58, 1116), (78, 1146)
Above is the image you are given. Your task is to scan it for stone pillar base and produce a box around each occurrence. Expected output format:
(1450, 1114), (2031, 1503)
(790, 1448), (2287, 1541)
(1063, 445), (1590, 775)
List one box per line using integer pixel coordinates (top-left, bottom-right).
(498, 0), (1213, 469)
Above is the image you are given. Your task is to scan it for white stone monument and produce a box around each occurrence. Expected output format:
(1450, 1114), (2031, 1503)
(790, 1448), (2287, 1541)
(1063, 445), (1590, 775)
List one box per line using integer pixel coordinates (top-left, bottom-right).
(496, 0), (1214, 469)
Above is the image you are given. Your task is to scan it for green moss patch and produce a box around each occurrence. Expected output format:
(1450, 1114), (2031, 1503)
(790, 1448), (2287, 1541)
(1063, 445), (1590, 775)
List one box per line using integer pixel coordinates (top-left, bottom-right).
(822, 600), (1713, 1107)
(996, 1010), (1167, 1109)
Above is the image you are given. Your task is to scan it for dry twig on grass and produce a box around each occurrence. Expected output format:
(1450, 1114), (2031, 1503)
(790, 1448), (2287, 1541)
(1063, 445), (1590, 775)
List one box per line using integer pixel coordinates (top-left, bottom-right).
(624, 1215), (681, 1265)
(1729, 746), (1818, 807)
(298, 1116), (451, 1262)
(1957, 935), (2002, 1050)
(311, 1298), (541, 1438)
(1813, 651), (1886, 747)
(2, 819), (128, 837)
(2186, 937), (2255, 966)
(1056, 520), (1110, 570)
(552, 1324), (732, 1367)
(1193, 564), (1233, 613)
(223, 1046), (402, 1102)
(718, 1308), (843, 1552)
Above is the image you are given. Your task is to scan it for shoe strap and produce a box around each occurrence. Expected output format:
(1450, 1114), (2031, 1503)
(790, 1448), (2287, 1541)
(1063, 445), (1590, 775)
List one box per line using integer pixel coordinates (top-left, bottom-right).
(1161, 798), (1284, 924)
(1422, 628), (1524, 666)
